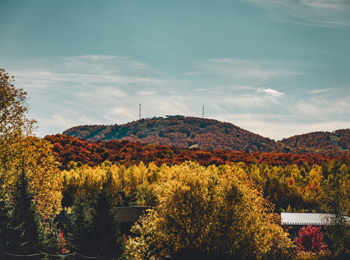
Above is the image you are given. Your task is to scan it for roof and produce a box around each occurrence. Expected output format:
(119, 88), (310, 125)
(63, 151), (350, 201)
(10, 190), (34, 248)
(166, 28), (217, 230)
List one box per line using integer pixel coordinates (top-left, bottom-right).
(281, 213), (350, 226)
(115, 206), (151, 223)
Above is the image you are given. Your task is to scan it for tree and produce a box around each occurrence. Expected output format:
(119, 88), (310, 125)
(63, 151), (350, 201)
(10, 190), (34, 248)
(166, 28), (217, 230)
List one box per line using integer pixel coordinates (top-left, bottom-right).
(124, 162), (294, 259)
(0, 68), (35, 136)
(0, 69), (62, 221)
(322, 161), (350, 259)
(21, 137), (63, 220)
(295, 225), (328, 253)
(69, 188), (123, 259)
(92, 189), (123, 259)
(0, 174), (9, 260)
(6, 169), (45, 259)
(69, 197), (97, 258)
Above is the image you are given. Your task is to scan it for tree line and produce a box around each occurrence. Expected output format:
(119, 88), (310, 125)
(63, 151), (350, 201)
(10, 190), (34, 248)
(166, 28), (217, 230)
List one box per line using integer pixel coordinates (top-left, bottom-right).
(45, 134), (348, 170)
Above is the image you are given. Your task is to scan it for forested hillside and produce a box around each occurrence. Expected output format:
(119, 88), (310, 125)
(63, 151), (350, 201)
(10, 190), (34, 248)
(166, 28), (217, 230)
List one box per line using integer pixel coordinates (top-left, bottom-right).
(63, 116), (279, 152)
(63, 116), (350, 156)
(280, 129), (350, 154)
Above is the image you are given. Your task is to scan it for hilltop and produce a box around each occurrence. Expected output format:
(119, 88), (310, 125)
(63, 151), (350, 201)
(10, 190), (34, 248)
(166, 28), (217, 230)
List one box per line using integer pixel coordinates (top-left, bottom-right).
(63, 116), (350, 155)
(63, 116), (279, 153)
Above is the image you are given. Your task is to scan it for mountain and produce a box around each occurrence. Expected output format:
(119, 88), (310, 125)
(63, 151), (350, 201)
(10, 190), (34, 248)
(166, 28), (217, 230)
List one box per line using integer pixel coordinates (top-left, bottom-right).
(63, 116), (280, 153)
(62, 116), (350, 155)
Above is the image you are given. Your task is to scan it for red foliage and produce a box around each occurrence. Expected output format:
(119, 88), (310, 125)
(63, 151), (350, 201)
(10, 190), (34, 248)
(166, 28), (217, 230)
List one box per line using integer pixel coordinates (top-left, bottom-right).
(295, 225), (327, 253)
(57, 230), (69, 254)
(280, 130), (350, 156)
(44, 134), (350, 170)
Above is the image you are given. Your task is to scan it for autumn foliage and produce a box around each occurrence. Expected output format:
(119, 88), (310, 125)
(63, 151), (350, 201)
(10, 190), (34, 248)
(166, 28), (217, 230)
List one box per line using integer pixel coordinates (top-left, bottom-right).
(3, 68), (350, 259)
(63, 116), (350, 156)
(295, 225), (327, 253)
(124, 162), (294, 259)
(63, 116), (280, 152)
(44, 134), (348, 170)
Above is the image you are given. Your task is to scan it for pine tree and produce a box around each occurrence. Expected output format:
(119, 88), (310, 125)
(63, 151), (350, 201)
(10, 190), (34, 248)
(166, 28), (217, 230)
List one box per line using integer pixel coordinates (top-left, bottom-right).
(6, 169), (45, 260)
(92, 190), (123, 260)
(0, 174), (9, 260)
(69, 197), (96, 258)
(69, 188), (123, 259)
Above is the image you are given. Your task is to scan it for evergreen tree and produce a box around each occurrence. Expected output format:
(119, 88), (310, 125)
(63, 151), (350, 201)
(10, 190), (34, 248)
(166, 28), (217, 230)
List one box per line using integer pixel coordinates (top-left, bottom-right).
(93, 189), (123, 260)
(6, 169), (45, 260)
(0, 174), (9, 260)
(69, 197), (96, 259)
(69, 188), (123, 259)
(323, 161), (350, 259)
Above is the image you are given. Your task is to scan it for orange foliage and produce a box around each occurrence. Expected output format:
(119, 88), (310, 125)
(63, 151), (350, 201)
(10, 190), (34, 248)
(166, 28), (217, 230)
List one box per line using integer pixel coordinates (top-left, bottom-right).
(44, 134), (349, 170)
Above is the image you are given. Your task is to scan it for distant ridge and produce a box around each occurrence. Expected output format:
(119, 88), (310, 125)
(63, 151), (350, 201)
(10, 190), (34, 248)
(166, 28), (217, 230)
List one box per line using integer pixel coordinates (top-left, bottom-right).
(279, 129), (350, 154)
(63, 116), (350, 155)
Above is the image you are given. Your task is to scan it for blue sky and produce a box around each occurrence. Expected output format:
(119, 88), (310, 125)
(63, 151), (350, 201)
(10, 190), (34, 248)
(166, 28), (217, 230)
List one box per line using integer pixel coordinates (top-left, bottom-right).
(1, 0), (349, 140)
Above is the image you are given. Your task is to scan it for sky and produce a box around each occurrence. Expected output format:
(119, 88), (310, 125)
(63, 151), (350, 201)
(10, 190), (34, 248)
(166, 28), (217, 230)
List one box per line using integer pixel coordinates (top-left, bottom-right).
(1, 0), (349, 140)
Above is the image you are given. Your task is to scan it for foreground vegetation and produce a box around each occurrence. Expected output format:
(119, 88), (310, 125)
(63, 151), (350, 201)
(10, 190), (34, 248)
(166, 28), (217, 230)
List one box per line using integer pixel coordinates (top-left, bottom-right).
(1, 69), (350, 259)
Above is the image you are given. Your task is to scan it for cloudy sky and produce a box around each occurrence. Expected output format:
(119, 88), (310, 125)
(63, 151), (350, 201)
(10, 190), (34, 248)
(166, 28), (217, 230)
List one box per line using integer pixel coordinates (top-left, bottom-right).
(1, 0), (349, 140)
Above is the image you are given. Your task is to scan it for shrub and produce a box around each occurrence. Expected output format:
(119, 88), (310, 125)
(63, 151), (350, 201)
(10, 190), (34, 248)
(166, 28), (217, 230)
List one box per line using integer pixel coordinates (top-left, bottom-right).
(295, 225), (327, 253)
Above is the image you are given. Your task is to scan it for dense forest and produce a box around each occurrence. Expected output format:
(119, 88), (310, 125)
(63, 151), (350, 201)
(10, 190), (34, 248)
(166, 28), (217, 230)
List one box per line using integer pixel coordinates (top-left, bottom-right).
(45, 134), (349, 169)
(1, 69), (350, 259)
(63, 117), (350, 156)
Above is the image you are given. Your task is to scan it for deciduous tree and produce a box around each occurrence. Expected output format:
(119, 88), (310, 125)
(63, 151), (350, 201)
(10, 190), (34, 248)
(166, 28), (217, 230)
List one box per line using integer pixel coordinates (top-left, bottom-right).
(124, 162), (294, 259)
(0, 69), (62, 220)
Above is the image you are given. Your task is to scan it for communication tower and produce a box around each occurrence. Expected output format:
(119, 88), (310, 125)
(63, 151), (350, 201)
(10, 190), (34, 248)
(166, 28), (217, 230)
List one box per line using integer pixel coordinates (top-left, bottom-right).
(139, 104), (141, 119)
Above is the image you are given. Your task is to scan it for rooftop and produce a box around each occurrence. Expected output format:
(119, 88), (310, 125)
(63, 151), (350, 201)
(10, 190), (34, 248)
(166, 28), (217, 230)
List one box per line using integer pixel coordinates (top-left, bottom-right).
(281, 213), (350, 226)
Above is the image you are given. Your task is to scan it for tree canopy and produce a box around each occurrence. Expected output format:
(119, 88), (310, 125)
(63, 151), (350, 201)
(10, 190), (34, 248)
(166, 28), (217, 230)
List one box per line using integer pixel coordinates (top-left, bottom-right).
(0, 69), (62, 220)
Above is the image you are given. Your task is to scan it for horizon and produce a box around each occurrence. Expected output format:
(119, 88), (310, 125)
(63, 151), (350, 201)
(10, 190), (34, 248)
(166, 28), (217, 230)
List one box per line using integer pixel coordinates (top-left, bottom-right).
(1, 0), (349, 140)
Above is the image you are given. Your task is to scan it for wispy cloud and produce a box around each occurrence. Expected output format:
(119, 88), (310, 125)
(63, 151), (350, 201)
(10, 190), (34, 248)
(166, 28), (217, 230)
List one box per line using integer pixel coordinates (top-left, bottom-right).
(259, 88), (285, 97)
(309, 88), (334, 94)
(107, 107), (136, 119)
(194, 58), (301, 83)
(243, 0), (350, 27)
(296, 96), (350, 119)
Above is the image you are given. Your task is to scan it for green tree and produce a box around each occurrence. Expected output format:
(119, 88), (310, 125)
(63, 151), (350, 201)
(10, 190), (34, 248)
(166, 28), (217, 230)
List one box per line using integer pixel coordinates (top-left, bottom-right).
(92, 189), (123, 259)
(0, 174), (9, 260)
(322, 161), (350, 259)
(6, 169), (45, 260)
(69, 189), (123, 259)
(69, 197), (96, 258)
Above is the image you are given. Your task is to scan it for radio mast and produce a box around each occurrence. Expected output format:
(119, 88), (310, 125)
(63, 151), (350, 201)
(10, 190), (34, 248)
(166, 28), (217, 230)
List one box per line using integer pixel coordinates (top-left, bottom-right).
(139, 104), (141, 119)
(202, 105), (204, 118)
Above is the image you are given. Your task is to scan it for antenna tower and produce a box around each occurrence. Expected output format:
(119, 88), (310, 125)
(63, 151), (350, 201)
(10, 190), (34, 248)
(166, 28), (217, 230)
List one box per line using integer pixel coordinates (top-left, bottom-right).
(202, 105), (204, 118)
(139, 104), (141, 119)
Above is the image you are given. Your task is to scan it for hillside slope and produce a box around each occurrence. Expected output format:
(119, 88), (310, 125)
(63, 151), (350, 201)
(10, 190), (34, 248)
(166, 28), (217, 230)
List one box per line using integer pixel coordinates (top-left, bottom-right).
(63, 116), (279, 153)
(280, 129), (350, 154)
(63, 116), (350, 155)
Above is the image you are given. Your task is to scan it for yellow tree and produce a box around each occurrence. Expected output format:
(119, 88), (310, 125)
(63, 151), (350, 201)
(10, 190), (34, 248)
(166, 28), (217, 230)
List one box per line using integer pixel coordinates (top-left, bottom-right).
(124, 162), (294, 260)
(0, 69), (62, 220)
